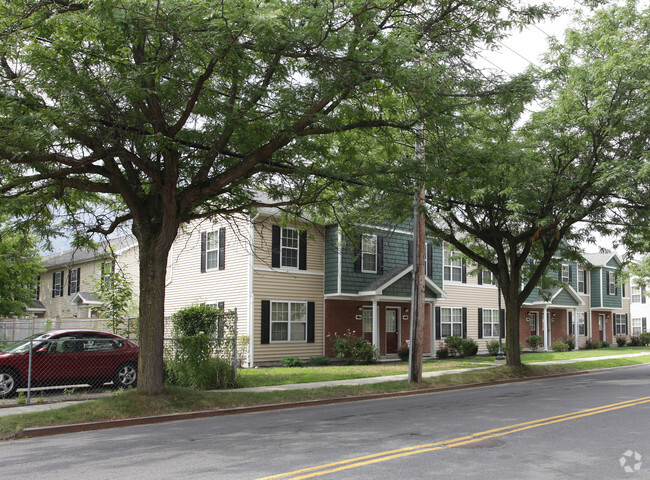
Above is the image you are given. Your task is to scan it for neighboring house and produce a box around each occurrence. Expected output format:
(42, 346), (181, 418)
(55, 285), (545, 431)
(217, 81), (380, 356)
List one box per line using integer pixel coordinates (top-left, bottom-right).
(627, 262), (650, 338)
(31, 236), (139, 320)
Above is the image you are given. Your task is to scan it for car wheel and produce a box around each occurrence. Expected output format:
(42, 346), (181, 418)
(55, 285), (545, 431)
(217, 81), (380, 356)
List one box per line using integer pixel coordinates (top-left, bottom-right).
(0, 370), (19, 398)
(114, 362), (137, 388)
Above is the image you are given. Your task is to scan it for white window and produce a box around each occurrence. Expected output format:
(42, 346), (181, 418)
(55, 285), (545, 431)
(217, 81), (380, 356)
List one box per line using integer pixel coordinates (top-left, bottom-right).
(101, 261), (114, 288)
(614, 313), (628, 336)
(561, 264), (570, 282)
(577, 269), (586, 294)
(52, 271), (64, 297)
(632, 286), (641, 303)
(361, 235), (377, 273)
(362, 308), (373, 334)
(271, 301), (307, 342)
(281, 228), (299, 268)
(632, 318), (643, 336)
(481, 270), (495, 285)
(443, 248), (463, 282)
(205, 231), (220, 270)
(482, 308), (500, 338)
(608, 272), (616, 296)
(69, 268), (80, 295)
(440, 307), (463, 338)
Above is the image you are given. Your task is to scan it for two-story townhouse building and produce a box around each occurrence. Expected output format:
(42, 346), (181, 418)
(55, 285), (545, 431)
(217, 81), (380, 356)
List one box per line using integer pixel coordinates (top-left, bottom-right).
(32, 235), (139, 320)
(583, 253), (630, 345)
(629, 267), (650, 336)
(164, 211), (326, 366)
(323, 223), (445, 357)
(435, 244), (504, 353)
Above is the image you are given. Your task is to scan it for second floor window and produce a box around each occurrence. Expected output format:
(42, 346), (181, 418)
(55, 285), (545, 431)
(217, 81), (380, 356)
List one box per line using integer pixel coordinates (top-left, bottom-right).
(281, 228), (299, 268)
(52, 271), (64, 297)
(577, 269), (586, 294)
(361, 234), (377, 273)
(443, 248), (463, 282)
(68, 268), (80, 295)
(101, 261), (114, 288)
(608, 272), (616, 296)
(561, 264), (570, 282)
(206, 231), (220, 270)
(632, 286), (642, 303)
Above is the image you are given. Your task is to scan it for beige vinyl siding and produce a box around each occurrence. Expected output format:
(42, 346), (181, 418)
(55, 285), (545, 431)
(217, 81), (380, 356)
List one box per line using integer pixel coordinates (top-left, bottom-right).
(164, 216), (251, 337)
(253, 218), (325, 364)
(437, 283), (501, 352)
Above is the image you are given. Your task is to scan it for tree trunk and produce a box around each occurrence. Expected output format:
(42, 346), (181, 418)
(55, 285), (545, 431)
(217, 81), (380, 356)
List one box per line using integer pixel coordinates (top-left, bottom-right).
(136, 235), (170, 394)
(503, 290), (522, 366)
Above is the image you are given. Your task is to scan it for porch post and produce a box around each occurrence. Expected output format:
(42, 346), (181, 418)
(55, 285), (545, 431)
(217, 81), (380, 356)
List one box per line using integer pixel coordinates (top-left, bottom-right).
(372, 298), (380, 352)
(543, 305), (549, 352)
(573, 308), (579, 350)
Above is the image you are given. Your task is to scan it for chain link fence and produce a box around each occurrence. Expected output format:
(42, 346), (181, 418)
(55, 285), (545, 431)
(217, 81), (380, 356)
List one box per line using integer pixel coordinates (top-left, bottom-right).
(0, 310), (247, 403)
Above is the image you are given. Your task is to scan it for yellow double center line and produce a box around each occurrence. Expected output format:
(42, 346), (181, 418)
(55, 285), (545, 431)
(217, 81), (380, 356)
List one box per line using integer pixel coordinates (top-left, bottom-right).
(258, 395), (650, 480)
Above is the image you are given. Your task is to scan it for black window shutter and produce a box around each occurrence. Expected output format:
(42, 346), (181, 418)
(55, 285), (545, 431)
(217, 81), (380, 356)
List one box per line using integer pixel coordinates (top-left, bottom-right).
(271, 225), (281, 268)
(261, 300), (270, 344)
(354, 235), (362, 273)
(606, 272), (610, 294)
(643, 317), (647, 332)
(477, 269), (483, 285)
(427, 243), (433, 278)
(407, 240), (413, 264)
(76, 268), (81, 293)
(200, 232), (207, 273)
(377, 237), (384, 274)
(68, 269), (72, 295)
(477, 308), (483, 339)
(584, 312), (589, 337)
(500, 309), (505, 336)
(584, 270), (589, 293)
(52, 272), (56, 297)
(217, 301), (225, 311)
(625, 314), (629, 335)
(569, 312), (574, 336)
(615, 274), (619, 296)
(558, 269), (562, 281)
(299, 230), (307, 271)
(435, 307), (441, 340)
(622, 280), (626, 298)
(219, 227), (226, 270)
(307, 302), (315, 343)
(461, 259), (467, 284)
(569, 266), (573, 283)
(462, 307), (467, 338)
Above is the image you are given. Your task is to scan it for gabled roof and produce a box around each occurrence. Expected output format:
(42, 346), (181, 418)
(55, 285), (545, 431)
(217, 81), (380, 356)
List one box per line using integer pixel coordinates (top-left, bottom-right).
(358, 264), (446, 299)
(42, 235), (137, 269)
(26, 300), (46, 313)
(583, 252), (623, 268)
(69, 291), (103, 306)
(527, 285), (585, 307)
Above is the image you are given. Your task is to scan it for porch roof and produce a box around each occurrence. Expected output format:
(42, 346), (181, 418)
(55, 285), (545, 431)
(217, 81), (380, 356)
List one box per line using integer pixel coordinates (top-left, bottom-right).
(69, 291), (103, 306)
(358, 264), (446, 300)
(526, 285), (585, 307)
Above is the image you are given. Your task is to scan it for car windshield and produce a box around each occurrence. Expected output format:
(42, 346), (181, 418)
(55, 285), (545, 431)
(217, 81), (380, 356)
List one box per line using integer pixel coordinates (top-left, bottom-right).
(1, 333), (52, 354)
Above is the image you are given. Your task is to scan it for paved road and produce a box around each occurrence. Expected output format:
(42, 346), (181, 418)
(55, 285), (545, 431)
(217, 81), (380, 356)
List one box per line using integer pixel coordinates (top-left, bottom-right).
(3, 365), (650, 479)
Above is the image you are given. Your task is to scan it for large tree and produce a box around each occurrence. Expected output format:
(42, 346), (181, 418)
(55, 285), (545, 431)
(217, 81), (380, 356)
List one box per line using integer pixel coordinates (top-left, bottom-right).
(0, 0), (549, 392)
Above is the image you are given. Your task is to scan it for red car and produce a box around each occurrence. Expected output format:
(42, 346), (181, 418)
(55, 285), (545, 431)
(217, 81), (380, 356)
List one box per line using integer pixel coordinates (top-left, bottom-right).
(0, 330), (139, 397)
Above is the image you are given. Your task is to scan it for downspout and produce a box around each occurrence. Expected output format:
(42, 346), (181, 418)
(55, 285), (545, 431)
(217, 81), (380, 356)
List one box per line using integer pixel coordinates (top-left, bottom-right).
(248, 213), (260, 367)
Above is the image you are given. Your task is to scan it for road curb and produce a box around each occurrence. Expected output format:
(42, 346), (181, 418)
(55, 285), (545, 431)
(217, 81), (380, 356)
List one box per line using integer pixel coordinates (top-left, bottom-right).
(15, 370), (586, 440)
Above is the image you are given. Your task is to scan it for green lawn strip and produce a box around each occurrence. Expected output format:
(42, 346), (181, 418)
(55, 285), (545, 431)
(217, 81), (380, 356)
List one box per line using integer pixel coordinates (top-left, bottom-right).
(236, 358), (485, 388)
(3, 355), (650, 439)
(520, 347), (650, 362)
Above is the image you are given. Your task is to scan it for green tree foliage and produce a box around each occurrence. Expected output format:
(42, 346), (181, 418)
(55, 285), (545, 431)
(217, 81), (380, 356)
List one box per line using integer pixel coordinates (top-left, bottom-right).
(0, 0), (550, 391)
(0, 228), (43, 316)
(93, 263), (135, 336)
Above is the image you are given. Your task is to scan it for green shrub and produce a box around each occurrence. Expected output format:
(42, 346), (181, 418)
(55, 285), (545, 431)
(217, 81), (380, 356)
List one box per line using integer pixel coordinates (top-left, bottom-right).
(525, 335), (543, 351)
(460, 338), (479, 357)
(551, 340), (569, 352)
(165, 357), (235, 389)
(601, 341), (610, 348)
(397, 343), (410, 362)
(615, 335), (627, 347)
(329, 330), (378, 364)
(486, 340), (500, 356)
(282, 356), (303, 367)
(563, 335), (575, 350)
(585, 337), (602, 349)
(308, 356), (331, 366)
(436, 346), (450, 359)
(640, 332), (650, 346)
(445, 336), (465, 357)
(628, 335), (642, 347)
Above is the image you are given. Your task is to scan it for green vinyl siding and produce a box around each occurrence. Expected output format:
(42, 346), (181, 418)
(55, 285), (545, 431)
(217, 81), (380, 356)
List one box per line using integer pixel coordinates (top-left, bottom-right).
(602, 268), (622, 309)
(552, 289), (579, 306)
(324, 225), (339, 295)
(383, 275), (413, 297)
(590, 269), (602, 308)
